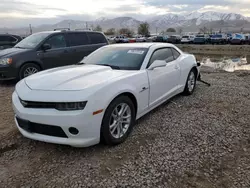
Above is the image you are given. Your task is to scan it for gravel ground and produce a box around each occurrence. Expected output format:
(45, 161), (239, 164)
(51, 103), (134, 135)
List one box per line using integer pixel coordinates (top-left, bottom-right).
(0, 68), (250, 188)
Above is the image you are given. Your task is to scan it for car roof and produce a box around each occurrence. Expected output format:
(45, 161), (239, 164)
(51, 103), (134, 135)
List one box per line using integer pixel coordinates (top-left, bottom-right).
(109, 43), (176, 49)
(36, 30), (104, 35)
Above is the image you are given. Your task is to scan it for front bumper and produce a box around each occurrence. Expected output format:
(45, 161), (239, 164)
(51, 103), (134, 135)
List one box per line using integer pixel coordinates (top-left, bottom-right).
(181, 40), (191, 43)
(0, 65), (18, 80)
(230, 39), (242, 44)
(211, 39), (223, 43)
(193, 40), (206, 44)
(12, 91), (103, 147)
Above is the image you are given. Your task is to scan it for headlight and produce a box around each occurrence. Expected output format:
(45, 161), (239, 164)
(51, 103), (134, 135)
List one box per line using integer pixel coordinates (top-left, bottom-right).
(0, 58), (12, 65)
(55, 101), (87, 111)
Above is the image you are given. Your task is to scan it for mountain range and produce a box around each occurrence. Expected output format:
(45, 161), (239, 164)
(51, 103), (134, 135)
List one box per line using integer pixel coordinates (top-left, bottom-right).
(2, 11), (250, 35)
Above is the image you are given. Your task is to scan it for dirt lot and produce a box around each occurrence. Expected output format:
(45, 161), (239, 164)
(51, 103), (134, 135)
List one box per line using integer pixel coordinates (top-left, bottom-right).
(176, 44), (250, 56)
(0, 68), (250, 188)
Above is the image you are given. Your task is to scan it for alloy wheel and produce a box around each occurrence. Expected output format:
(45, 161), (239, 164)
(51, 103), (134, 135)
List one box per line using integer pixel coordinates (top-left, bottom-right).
(109, 103), (132, 139)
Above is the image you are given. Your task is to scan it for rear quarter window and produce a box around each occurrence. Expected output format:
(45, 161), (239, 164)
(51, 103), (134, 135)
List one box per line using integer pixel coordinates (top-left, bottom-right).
(171, 48), (181, 59)
(67, 32), (89, 47)
(8, 36), (18, 42)
(87, 32), (107, 44)
(0, 35), (11, 42)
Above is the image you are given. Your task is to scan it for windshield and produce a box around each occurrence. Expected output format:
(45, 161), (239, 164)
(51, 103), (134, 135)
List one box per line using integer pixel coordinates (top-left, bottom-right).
(196, 35), (205, 38)
(14, 32), (50, 49)
(81, 46), (148, 70)
(212, 34), (222, 38)
(233, 34), (243, 39)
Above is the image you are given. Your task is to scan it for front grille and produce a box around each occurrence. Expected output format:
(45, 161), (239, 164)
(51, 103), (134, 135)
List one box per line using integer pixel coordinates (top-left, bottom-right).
(19, 98), (56, 109)
(16, 117), (68, 138)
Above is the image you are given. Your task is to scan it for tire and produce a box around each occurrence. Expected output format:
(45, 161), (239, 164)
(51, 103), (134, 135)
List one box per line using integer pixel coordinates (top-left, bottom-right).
(101, 95), (136, 145)
(19, 63), (41, 80)
(183, 69), (197, 95)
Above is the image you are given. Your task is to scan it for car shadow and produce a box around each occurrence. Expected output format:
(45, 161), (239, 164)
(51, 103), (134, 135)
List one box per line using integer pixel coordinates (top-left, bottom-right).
(0, 80), (17, 87)
(136, 94), (183, 124)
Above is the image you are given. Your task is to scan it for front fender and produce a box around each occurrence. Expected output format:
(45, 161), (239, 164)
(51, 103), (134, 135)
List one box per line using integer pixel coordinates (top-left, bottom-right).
(87, 71), (149, 118)
(15, 59), (43, 69)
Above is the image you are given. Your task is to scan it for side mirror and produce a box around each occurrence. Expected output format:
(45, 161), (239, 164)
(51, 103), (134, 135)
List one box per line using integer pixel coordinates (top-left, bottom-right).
(42, 43), (51, 51)
(148, 60), (167, 70)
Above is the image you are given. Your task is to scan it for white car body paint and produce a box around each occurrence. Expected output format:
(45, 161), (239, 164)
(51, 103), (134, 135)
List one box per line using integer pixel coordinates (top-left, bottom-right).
(12, 43), (199, 147)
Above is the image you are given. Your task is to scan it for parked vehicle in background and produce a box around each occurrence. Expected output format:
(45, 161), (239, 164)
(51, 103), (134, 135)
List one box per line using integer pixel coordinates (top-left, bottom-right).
(147, 36), (157, 42)
(167, 35), (181, 44)
(245, 34), (250, 45)
(12, 43), (200, 147)
(0, 34), (22, 50)
(193, 34), (209, 44)
(181, 35), (195, 44)
(107, 36), (115, 43)
(230, 33), (246, 45)
(0, 30), (108, 80)
(129, 38), (136, 43)
(211, 34), (227, 44)
(135, 35), (146, 42)
(114, 35), (129, 43)
(155, 35), (168, 42)
(227, 33), (233, 42)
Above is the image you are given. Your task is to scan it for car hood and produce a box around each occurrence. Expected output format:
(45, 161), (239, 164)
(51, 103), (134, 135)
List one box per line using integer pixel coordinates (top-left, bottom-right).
(0, 47), (31, 58)
(24, 64), (131, 91)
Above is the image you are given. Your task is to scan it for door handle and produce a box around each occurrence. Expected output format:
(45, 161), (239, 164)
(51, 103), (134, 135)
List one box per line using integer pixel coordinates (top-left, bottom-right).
(174, 65), (179, 69)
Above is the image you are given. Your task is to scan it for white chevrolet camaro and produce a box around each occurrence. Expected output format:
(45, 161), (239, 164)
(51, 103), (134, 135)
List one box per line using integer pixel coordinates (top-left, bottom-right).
(12, 43), (200, 147)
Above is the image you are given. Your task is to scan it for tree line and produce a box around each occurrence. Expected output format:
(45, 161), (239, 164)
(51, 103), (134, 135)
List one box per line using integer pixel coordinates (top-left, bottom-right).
(93, 22), (178, 37)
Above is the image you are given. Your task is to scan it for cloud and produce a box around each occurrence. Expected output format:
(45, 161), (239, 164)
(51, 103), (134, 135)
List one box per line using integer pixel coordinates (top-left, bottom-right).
(0, 0), (66, 18)
(0, 0), (250, 27)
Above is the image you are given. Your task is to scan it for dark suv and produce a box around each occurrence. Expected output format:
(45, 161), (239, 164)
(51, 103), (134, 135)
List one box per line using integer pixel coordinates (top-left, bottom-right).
(0, 30), (108, 80)
(0, 34), (22, 50)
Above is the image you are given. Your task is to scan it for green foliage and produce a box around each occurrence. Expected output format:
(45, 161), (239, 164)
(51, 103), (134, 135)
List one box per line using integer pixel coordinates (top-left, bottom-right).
(138, 22), (150, 36)
(166, 28), (176, 32)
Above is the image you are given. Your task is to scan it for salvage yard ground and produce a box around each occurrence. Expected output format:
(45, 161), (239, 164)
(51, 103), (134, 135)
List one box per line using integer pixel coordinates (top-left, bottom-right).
(0, 67), (250, 188)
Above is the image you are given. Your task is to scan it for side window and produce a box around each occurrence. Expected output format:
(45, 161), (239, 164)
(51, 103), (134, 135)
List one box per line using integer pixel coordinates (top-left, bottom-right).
(8, 36), (17, 42)
(148, 48), (174, 67)
(67, 32), (89, 47)
(87, 33), (107, 44)
(45, 34), (66, 49)
(171, 48), (180, 59)
(0, 36), (11, 42)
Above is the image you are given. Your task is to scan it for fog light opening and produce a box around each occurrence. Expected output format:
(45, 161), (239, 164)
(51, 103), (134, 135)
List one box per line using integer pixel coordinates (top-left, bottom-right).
(69, 127), (79, 135)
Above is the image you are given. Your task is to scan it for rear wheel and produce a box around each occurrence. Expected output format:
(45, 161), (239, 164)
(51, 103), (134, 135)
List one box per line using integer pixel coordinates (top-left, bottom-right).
(19, 63), (40, 80)
(183, 69), (197, 95)
(101, 96), (136, 145)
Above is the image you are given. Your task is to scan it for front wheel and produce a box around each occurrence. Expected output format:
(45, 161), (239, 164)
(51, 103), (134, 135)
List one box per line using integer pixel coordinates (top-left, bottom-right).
(183, 69), (197, 95)
(101, 96), (136, 145)
(19, 63), (41, 80)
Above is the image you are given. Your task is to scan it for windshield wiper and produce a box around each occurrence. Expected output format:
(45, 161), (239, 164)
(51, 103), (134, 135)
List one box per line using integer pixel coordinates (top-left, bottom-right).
(96, 64), (120, 70)
(76, 62), (85, 65)
(14, 46), (25, 49)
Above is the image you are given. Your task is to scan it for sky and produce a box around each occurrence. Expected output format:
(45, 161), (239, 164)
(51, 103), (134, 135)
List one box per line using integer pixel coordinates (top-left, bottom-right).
(1, 0), (250, 27)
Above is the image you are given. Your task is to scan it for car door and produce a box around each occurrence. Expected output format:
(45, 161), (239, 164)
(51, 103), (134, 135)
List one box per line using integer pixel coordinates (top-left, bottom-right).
(147, 48), (181, 107)
(38, 33), (70, 69)
(86, 32), (108, 53)
(65, 32), (94, 65)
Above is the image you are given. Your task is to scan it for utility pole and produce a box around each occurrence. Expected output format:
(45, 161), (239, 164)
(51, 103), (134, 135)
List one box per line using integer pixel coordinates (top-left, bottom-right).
(86, 22), (88, 30)
(155, 27), (158, 35)
(29, 24), (32, 35)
